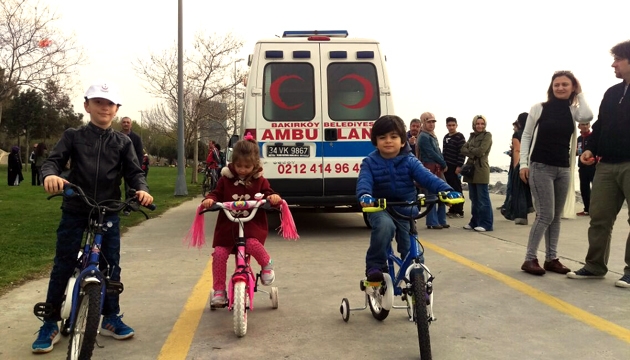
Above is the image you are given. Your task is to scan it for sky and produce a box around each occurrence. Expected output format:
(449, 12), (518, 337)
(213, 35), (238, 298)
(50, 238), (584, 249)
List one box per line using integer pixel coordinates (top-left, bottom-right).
(42, 0), (630, 166)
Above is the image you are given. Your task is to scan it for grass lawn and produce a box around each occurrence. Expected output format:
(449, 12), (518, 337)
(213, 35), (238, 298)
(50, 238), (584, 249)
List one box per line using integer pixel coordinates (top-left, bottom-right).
(0, 165), (202, 295)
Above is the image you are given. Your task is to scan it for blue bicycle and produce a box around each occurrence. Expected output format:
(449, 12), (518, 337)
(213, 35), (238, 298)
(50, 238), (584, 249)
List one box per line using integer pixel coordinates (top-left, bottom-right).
(33, 183), (155, 360)
(339, 191), (464, 360)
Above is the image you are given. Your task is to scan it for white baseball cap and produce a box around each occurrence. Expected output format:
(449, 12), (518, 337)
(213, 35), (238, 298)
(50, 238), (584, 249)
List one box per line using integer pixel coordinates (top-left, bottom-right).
(84, 81), (122, 106)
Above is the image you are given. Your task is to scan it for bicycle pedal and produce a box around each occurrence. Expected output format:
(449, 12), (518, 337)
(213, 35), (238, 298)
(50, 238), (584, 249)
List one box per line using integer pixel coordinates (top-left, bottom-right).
(33, 302), (54, 317)
(363, 280), (382, 288)
(106, 280), (124, 295)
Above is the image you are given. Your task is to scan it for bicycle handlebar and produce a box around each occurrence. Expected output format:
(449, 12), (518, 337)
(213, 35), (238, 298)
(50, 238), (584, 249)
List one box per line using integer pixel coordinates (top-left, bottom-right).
(361, 191), (465, 220)
(199, 199), (276, 223)
(47, 183), (157, 215)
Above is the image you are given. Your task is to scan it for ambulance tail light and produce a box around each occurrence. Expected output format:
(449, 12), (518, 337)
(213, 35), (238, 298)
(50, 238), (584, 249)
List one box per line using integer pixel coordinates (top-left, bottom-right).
(244, 129), (257, 139)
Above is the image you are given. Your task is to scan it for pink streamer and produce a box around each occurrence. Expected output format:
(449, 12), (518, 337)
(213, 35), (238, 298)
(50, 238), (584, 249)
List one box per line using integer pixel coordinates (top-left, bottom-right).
(277, 200), (299, 240)
(184, 205), (206, 248)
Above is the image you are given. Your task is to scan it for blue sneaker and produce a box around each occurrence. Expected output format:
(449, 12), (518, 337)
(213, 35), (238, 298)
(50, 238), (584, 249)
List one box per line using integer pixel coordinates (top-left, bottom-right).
(100, 314), (134, 340)
(32, 320), (60, 353)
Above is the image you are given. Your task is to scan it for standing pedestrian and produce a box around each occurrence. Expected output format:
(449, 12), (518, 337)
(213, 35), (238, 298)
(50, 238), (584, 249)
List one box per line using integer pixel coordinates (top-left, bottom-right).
(120, 116), (144, 210)
(575, 122), (596, 216)
(519, 70), (593, 276)
(407, 118), (421, 155)
(442, 117), (466, 218)
(29, 144), (40, 186)
(567, 40), (630, 288)
(34, 143), (48, 186)
(7, 146), (24, 186)
(461, 115), (494, 232)
(417, 112), (449, 229)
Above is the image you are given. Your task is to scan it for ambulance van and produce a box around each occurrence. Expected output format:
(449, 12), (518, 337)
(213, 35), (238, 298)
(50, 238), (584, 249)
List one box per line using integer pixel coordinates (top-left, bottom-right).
(238, 30), (395, 210)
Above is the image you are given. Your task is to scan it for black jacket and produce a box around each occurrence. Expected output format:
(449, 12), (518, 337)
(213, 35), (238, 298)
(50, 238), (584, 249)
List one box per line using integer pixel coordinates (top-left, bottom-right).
(587, 81), (630, 163)
(41, 122), (149, 214)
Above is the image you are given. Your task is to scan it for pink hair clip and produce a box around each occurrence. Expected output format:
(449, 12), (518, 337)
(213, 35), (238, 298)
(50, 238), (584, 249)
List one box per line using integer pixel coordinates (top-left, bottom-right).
(244, 132), (255, 141)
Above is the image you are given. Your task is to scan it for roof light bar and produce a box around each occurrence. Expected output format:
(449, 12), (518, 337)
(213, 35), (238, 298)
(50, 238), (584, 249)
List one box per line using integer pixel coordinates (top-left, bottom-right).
(282, 30), (349, 38)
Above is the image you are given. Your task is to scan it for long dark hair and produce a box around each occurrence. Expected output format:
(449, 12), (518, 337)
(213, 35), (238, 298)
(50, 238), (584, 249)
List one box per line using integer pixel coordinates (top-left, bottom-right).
(545, 71), (579, 105)
(35, 143), (46, 157)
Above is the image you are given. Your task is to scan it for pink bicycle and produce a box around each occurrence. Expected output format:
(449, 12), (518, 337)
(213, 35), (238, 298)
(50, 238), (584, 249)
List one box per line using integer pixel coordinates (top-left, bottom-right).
(187, 194), (298, 337)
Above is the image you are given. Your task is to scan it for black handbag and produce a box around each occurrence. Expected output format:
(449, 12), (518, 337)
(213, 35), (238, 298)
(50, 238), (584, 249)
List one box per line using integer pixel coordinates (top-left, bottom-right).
(460, 163), (475, 177)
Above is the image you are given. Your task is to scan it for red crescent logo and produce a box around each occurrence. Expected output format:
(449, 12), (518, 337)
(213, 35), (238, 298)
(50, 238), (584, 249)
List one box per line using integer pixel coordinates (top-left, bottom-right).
(339, 74), (374, 109)
(270, 75), (304, 110)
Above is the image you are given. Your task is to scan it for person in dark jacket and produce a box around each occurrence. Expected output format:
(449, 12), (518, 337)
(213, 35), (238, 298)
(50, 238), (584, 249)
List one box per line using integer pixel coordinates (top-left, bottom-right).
(7, 146), (23, 186)
(443, 117), (466, 218)
(501, 112), (533, 225)
(120, 116), (144, 200)
(568, 40), (630, 288)
(575, 122), (596, 216)
(357, 115), (453, 282)
(33, 81), (154, 353)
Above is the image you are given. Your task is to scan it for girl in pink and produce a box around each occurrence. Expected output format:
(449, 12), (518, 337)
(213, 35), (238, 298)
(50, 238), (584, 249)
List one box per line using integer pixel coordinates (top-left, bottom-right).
(201, 137), (281, 306)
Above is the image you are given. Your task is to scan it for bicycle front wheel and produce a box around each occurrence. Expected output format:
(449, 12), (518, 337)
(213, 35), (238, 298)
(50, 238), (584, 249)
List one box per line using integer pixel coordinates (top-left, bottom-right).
(67, 283), (101, 360)
(233, 281), (248, 337)
(411, 270), (432, 360)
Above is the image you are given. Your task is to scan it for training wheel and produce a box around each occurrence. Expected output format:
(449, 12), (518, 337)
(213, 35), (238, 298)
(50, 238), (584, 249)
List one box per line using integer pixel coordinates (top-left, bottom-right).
(340, 298), (350, 322)
(270, 287), (279, 309)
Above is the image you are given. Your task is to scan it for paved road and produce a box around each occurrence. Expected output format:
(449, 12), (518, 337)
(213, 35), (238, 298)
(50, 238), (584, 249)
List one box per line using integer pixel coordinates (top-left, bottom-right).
(1, 194), (630, 359)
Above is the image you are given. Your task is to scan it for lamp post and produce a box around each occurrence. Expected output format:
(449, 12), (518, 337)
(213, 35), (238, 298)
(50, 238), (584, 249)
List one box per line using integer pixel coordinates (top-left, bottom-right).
(234, 58), (244, 138)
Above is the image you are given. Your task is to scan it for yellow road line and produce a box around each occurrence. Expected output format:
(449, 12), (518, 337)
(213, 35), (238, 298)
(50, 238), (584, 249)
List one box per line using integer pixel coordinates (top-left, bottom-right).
(157, 258), (213, 360)
(423, 240), (630, 344)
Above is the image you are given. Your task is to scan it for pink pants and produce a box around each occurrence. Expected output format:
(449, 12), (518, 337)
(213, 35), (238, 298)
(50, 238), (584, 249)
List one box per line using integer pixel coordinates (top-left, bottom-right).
(212, 238), (270, 291)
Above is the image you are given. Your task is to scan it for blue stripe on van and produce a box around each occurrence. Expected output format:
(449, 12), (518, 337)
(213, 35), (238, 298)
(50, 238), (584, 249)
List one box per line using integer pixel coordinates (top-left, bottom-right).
(259, 141), (375, 158)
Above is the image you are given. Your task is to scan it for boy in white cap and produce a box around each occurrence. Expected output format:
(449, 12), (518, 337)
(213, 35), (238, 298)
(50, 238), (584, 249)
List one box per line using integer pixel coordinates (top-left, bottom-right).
(32, 82), (154, 354)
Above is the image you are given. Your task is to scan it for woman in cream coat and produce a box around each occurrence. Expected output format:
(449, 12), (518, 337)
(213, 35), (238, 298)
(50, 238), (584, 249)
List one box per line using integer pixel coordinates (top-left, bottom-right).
(519, 71), (593, 276)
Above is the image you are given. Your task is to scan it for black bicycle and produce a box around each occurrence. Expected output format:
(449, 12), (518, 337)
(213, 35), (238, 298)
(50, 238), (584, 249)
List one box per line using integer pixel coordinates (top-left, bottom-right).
(201, 167), (219, 197)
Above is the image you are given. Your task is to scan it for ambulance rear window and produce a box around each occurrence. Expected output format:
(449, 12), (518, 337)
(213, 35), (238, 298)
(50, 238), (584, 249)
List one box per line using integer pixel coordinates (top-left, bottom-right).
(263, 63), (315, 121)
(327, 63), (380, 120)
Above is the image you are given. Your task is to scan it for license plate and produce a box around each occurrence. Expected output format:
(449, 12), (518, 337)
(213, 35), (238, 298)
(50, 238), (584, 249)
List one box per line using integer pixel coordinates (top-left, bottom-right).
(266, 145), (310, 158)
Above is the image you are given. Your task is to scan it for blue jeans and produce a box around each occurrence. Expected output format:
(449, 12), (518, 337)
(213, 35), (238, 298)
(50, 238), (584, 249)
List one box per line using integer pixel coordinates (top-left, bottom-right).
(426, 194), (447, 226)
(468, 184), (494, 230)
(45, 211), (122, 320)
(365, 211), (410, 271)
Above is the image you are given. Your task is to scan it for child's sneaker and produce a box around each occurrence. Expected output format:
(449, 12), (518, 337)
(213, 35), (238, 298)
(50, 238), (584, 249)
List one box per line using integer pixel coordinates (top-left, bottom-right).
(100, 314), (135, 340)
(261, 260), (275, 285)
(32, 320), (60, 353)
(210, 290), (227, 306)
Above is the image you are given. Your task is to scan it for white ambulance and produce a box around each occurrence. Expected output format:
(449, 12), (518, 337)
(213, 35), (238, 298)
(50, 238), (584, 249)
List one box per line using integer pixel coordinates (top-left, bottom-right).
(237, 30), (395, 210)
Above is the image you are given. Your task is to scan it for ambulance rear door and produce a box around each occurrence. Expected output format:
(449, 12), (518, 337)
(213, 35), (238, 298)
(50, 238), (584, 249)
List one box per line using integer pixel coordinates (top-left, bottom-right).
(319, 42), (390, 198)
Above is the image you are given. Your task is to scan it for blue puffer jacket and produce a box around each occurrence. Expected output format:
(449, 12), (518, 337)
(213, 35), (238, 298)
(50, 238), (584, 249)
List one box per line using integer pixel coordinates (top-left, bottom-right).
(356, 150), (453, 215)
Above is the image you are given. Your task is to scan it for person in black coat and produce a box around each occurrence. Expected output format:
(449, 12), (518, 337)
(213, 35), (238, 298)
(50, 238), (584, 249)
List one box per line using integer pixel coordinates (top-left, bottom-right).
(7, 146), (24, 186)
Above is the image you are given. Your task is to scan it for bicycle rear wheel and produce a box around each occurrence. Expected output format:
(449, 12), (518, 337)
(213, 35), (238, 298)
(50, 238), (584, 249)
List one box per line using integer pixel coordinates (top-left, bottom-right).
(67, 283), (101, 360)
(233, 281), (248, 337)
(411, 270), (432, 360)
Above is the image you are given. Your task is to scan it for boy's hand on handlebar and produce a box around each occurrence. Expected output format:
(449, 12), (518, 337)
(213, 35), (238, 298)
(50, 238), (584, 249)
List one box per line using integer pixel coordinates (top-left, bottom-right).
(267, 194), (281, 205)
(43, 175), (67, 195)
(202, 198), (215, 208)
(359, 195), (375, 207)
(135, 191), (153, 207)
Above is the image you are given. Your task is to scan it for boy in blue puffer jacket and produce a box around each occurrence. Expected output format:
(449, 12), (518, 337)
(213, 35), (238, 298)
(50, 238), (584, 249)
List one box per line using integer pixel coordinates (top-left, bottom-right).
(357, 115), (453, 282)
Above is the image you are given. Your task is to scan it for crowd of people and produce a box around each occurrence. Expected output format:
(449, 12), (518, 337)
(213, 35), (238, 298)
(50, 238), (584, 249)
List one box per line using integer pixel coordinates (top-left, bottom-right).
(361, 39), (630, 290)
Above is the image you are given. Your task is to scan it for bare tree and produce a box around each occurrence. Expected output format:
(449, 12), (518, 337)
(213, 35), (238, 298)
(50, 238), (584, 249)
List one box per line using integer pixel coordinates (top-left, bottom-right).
(134, 32), (243, 183)
(0, 0), (85, 125)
